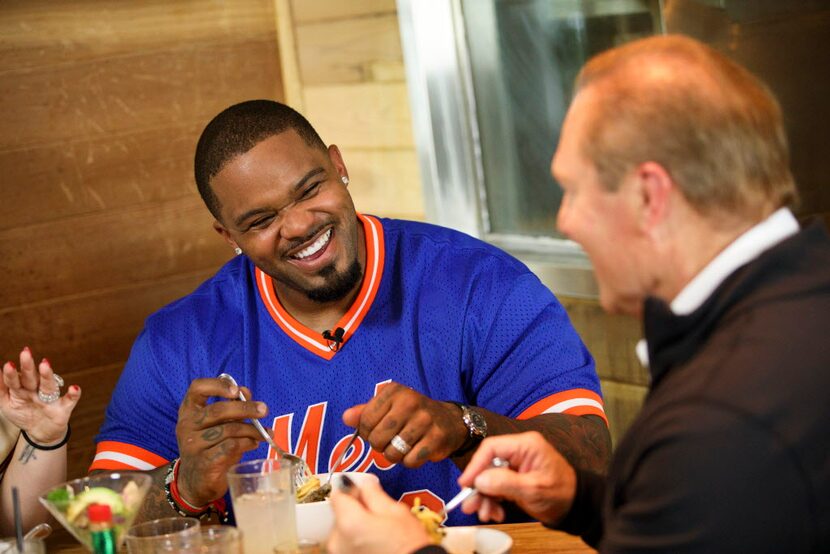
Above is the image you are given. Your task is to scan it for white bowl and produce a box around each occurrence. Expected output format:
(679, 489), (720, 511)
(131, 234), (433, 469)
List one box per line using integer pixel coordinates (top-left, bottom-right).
(295, 472), (380, 543)
(442, 527), (512, 554)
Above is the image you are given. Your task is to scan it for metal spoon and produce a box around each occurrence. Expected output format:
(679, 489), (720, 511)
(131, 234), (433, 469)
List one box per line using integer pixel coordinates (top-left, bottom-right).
(442, 457), (510, 515)
(217, 373), (311, 488)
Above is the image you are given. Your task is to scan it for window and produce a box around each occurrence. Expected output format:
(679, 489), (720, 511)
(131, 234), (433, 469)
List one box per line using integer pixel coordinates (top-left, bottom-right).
(398, 0), (830, 296)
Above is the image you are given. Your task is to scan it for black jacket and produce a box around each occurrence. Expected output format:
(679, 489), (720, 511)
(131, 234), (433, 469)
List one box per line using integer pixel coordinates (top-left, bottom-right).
(559, 222), (830, 552)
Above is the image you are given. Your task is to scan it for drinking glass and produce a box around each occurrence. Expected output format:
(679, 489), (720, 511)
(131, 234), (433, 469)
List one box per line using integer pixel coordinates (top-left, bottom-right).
(272, 539), (322, 554)
(124, 517), (202, 553)
(0, 539), (45, 553)
(39, 471), (152, 551)
(227, 458), (298, 554)
(199, 525), (242, 553)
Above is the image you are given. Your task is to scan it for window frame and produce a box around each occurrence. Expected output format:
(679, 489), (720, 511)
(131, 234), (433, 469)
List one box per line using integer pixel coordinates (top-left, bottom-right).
(398, 0), (598, 297)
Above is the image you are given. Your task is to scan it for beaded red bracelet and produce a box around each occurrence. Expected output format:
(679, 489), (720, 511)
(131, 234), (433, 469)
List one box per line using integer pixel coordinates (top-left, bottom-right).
(164, 458), (228, 522)
(170, 459), (209, 514)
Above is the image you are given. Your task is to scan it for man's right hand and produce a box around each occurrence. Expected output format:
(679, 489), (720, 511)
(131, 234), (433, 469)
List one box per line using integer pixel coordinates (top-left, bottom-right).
(457, 431), (577, 525)
(174, 377), (268, 507)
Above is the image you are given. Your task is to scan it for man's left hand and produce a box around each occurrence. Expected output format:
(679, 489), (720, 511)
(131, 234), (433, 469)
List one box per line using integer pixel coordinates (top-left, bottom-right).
(342, 382), (467, 467)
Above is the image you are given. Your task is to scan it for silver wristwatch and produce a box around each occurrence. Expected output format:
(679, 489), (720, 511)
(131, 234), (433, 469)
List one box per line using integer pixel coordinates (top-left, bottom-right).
(450, 402), (487, 456)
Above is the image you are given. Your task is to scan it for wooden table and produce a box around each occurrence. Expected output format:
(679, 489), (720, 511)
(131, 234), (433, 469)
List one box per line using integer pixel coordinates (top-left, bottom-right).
(47, 521), (594, 552)
(484, 522), (596, 553)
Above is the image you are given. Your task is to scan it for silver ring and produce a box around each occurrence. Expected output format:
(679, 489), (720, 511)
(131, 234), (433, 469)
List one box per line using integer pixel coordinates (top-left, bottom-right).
(38, 390), (60, 404)
(390, 434), (412, 455)
(53, 373), (64, 388)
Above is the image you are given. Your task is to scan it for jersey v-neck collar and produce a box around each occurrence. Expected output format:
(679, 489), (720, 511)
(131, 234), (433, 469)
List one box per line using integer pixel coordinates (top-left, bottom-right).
(255, 214), (385, 360)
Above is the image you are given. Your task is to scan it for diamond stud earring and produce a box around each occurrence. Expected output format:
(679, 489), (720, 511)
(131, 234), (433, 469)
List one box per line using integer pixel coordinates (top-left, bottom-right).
(341, 176), (349, 185)
(234, 247), (242, 256)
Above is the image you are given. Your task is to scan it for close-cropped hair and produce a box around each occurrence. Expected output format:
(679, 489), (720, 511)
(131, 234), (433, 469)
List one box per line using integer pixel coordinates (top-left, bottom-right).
(194, 99), (327, 220)
(575, 35), (797, 220)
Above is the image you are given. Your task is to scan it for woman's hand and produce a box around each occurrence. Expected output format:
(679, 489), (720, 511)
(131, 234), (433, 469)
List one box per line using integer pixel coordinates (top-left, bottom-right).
(328, 478), (434, 554)
(0, 347), (80, 445)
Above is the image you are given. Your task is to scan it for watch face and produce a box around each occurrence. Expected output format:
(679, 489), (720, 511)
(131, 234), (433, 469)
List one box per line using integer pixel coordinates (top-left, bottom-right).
(464, 407), (487, 437)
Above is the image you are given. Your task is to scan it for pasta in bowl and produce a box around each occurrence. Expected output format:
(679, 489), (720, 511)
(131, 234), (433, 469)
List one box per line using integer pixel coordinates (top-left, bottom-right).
(294, 472), (380, 543)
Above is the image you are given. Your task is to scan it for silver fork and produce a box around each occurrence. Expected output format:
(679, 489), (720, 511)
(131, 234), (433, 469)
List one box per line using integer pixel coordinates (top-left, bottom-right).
(217, 373), (311, 488)
(326, 428), (360, 487)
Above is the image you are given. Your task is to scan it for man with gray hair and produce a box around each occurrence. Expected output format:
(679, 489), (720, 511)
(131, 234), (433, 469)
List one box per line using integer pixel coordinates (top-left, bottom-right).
(328, 34), (830, 554)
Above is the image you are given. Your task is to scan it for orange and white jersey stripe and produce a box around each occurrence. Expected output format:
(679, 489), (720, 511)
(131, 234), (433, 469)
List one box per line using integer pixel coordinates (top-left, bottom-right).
(518, 388), (607, 425)
(90, 441), (168, 472)
(256, 213), (385, 360)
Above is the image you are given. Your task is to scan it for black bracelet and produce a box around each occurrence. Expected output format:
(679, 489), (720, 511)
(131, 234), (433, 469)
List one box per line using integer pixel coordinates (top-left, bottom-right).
(164, 459), (206, 518)
(164, 458), (230, 524)
(21, 424), (71, 451)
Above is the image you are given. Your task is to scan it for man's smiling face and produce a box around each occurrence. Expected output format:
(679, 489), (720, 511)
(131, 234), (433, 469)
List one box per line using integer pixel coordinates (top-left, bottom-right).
(211, 130), (363, 307)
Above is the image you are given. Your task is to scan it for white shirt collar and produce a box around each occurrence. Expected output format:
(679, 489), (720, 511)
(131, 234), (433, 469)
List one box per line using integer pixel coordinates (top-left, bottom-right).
(636, 207), (799, 367)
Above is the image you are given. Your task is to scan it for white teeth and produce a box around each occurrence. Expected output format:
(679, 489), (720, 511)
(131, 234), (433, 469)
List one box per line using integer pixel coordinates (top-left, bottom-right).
(294, 229), (332, 260)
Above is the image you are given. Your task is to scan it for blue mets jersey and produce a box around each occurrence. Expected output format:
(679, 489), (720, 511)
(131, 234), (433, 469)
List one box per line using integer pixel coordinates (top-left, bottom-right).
(93, 215), (605, 526)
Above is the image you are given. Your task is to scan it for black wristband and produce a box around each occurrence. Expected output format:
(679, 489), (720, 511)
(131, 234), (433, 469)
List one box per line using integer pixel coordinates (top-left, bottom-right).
(21, 424), (71, 451)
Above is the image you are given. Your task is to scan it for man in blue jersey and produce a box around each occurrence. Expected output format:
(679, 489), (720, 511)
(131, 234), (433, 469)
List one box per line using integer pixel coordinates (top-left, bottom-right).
(92, 100), (610, 524)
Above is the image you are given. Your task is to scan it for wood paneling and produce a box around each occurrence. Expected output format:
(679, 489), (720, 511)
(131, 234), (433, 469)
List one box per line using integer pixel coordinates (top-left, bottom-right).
(295, 14), (403, 85)
(344, 148), (424, 220)
(304, 83), (414, 148)
(0, 1), (280, 71)
(1, 270), (217, 376)
(0, 197), (228, 308)
(0, 125), (198, 231)
(601, 380), (649, 448)
(0, 0), (283, 480)
(290, 0), (396, 24)
(1, 40), (280, 152)
(558, 296), (649, 443)
(560, 297), (647, 386)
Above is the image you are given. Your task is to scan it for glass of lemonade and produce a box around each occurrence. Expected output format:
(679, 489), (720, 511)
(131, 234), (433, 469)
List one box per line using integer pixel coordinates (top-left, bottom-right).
(227, 458), (298, 554)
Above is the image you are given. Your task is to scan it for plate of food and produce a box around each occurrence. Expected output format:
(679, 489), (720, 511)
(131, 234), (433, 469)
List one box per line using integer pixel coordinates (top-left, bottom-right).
(442, 527), (512, 554)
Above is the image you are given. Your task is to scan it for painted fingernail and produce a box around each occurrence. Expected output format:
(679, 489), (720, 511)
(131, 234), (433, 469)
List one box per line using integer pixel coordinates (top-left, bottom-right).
(71, 385), (80, 392)
(23, 346), (30, 353)
(8, 362), (15, 370)
(339, 474), (355, 491)
(42, 358), (51, 366)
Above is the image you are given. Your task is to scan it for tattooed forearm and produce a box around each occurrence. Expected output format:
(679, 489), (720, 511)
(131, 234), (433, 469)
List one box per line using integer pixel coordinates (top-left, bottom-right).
(459, 410), (612, 474)
(17, 444), (36, 464)
(526, 414), (611, 473)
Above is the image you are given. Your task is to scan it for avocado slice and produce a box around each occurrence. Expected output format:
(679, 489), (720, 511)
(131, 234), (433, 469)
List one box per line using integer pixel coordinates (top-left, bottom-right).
(66, 488), (125, 523)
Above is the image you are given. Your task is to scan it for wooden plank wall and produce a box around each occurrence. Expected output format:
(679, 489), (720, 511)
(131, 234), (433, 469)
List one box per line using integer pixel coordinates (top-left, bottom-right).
(559, 299), (647, 447)
(0, 0), (284, 480)
(275, 1), (648, 447)
(276, 0), (424, 221)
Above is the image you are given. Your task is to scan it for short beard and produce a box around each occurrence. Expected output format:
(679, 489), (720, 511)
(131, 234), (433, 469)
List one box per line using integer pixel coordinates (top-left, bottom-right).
(305, 259), (363, 303)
